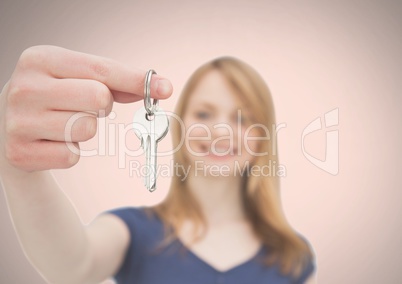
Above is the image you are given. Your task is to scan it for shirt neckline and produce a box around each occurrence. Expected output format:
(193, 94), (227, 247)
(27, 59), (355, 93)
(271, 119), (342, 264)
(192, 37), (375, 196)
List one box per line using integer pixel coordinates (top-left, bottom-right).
(175, 238), (265, 274)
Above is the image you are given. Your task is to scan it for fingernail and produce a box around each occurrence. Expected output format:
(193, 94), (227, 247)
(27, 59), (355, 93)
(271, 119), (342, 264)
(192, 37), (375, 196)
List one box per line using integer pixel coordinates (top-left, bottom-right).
(156, 79), (172, 97)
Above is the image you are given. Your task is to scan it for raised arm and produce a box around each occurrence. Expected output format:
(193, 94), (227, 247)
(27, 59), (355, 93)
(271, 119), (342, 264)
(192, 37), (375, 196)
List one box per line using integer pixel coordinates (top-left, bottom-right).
(0, 45), (172, 283)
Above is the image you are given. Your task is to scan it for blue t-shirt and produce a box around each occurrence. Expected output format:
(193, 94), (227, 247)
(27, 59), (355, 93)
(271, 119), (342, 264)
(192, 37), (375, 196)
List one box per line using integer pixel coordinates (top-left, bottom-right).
(105, 207), (315, 284)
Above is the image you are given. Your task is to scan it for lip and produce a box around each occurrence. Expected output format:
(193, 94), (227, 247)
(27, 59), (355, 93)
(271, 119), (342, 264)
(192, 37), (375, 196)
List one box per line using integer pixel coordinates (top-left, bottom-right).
(206, 148), (238, 160)
(194, 144), (238, 159)
(207, 152), (233, 160)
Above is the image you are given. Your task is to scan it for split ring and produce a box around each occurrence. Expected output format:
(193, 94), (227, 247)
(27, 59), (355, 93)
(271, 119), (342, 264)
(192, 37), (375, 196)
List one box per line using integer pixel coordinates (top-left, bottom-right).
(144, 69), (159, 115)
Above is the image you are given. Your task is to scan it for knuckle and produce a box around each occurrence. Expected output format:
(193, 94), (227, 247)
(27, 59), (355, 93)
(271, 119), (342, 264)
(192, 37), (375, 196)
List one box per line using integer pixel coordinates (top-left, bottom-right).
(65, 151), (80, 167)
(56, 142), (80, 168)
(7, 78), (35, 106)
(75, 116), (97, 141)
(18, 46), (47, 70)
(4, 141), (23, 167)
(4, 111), (21, 137)
(92, 82), (112, 111)
(64, 147), (80, 167)
(84, 117), (97, 139)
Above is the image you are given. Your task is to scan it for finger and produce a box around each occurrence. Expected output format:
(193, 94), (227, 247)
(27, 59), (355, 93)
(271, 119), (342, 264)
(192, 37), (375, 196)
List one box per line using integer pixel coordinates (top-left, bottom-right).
(19, 46), (173, 102)
(12, 110), (98, 143)
(7, 140), (80, 172)
(8, 77), (113, 117)
(39, 78), (114, 116)
(110, 90), (147, 104)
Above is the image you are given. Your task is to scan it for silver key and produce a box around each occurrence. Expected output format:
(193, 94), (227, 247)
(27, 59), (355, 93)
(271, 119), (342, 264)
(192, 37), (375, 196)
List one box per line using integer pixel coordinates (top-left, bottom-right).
(132, 106), (169, 191)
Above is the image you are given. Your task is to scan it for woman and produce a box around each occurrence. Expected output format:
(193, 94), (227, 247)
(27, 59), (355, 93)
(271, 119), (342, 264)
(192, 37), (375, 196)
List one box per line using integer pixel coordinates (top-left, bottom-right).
(0, 46), (315, 283)
(106, 57), (316, 284)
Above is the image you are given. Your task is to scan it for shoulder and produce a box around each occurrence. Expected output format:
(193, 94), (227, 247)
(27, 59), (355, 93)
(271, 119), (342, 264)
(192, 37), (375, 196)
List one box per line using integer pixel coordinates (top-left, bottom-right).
(104, 206), (159, 231)
(297, 233), (315, 255)
(106, 206), (147, 220)
(103, 206), (163, 244)
(106, 205), (148, 216)
(295, 233), (317, 284)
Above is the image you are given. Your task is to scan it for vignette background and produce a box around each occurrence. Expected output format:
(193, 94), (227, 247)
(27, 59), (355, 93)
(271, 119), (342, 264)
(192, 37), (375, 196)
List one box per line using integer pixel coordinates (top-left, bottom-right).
(0, 0), (401, 283)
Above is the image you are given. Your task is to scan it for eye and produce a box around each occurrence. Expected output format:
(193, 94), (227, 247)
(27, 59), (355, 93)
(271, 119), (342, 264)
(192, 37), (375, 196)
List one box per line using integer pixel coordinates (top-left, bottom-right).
(195, 111), (210, 120)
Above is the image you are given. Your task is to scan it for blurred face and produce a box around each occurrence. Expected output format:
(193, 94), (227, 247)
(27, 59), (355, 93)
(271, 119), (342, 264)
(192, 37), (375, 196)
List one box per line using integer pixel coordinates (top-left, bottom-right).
(182, 70), (261, 176)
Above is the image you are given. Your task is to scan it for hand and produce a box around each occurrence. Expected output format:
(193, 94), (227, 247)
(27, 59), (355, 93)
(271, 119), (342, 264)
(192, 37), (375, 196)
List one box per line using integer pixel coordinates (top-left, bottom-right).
(0, 45), (173, 174)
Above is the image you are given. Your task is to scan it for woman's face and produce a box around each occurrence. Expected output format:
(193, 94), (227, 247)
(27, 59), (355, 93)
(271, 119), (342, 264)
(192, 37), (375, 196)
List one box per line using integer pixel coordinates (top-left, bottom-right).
(182, 70), (261, 176)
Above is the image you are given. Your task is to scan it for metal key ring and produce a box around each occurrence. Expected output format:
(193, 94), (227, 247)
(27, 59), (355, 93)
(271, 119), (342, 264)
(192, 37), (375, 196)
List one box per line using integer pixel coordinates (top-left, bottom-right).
(144, 69), (159, 115)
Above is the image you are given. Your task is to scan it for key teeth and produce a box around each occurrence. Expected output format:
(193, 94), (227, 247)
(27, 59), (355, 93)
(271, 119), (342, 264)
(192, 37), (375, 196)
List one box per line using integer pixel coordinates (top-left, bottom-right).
(149, 182), (157, 192)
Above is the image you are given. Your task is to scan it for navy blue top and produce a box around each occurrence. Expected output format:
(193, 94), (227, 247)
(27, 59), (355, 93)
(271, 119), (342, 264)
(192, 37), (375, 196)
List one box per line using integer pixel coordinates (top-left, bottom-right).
(105, 207), (315, 284)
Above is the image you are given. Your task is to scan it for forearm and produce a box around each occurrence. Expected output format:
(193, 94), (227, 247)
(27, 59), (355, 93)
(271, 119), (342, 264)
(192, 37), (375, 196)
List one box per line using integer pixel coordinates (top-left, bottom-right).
(0, 170), (91, 284)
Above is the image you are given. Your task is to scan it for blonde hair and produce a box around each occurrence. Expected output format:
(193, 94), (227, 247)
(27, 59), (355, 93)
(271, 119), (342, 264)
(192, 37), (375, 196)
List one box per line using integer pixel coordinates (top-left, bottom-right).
(147, 56), (313, 279)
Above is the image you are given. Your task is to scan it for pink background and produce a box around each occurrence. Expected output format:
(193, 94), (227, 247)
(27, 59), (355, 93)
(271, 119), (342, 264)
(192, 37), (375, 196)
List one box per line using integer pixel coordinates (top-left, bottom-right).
(1, 0), (401, 283)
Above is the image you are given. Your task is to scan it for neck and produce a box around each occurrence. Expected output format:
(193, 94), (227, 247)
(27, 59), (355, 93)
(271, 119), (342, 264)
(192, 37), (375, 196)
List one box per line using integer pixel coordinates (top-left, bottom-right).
(185, 169), (246, 226)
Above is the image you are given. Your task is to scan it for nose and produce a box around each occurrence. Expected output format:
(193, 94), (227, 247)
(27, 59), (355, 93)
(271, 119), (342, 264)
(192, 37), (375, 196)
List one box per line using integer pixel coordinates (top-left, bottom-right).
(211, 115), (235, 138)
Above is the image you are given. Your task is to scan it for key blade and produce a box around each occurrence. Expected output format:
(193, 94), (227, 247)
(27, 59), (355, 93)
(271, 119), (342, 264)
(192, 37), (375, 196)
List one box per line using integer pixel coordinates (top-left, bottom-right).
(140, 135), (149, 188)
(147, 136), (158, 192)
(145, 135), (151, 190)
